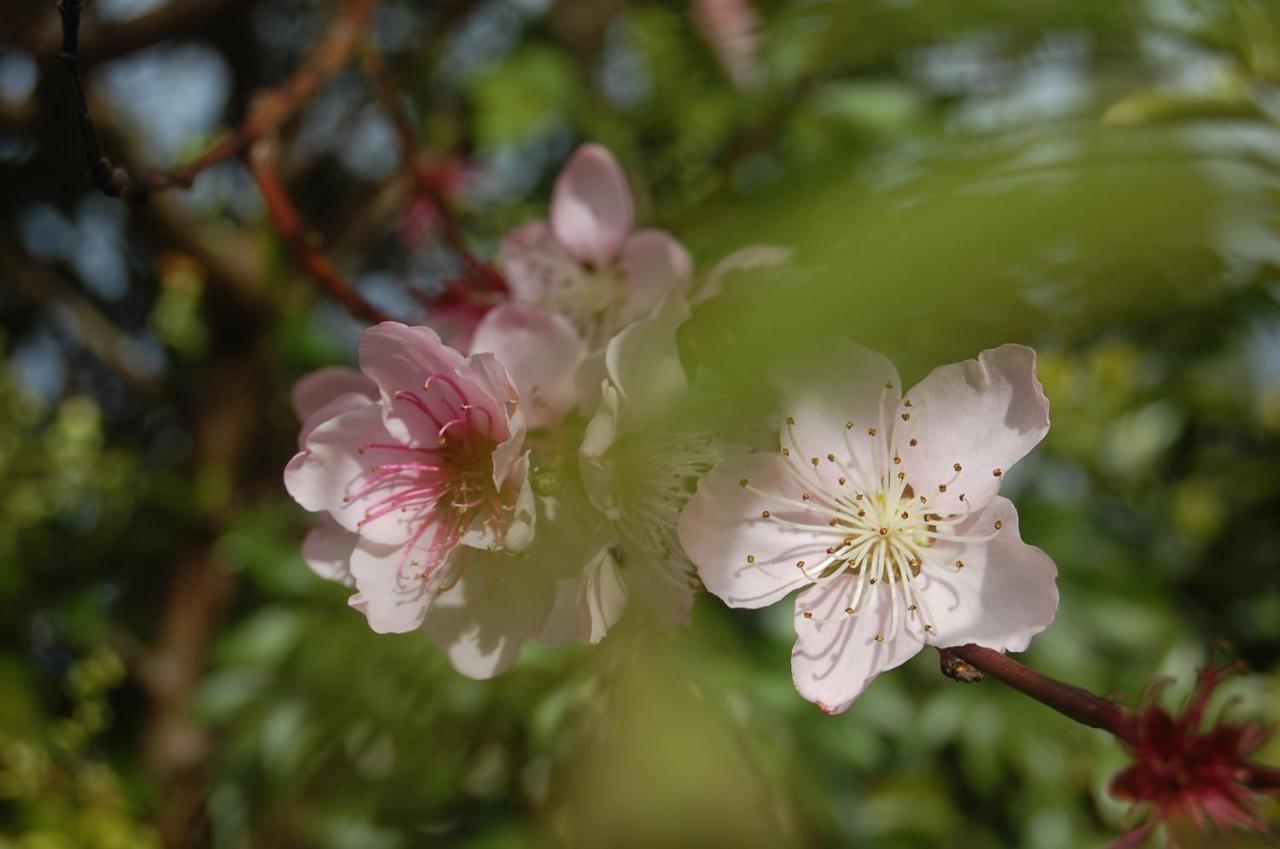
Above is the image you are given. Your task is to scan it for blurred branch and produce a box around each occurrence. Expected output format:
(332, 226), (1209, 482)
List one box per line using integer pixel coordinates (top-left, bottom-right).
(249, 140), (392, 324)
(38, 0), (254, 66)
(56, 0), (377, 200)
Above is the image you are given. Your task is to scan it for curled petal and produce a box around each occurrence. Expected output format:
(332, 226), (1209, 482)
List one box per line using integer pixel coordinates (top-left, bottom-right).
(917, 497), (1059, 652)
(471, 303), (586, 428)
(358, 322), (466, 406)
(900, 344), (1049, 514)
(679, 452), (829, 609)
(551, 143), (635, 266)
(576, 546), (629, 644)
(604, 295), (691, 431)
(791, 573), (924, 713)
(693, 243), (791, 305)
(617, 229), (693, 325)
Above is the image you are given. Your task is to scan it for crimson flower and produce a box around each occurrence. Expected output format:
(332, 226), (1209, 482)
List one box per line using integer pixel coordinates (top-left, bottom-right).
(1110, 662), (1276, 848)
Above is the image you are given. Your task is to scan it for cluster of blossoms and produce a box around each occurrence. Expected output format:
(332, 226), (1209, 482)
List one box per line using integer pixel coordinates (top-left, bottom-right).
(285, 143), (1060, 704)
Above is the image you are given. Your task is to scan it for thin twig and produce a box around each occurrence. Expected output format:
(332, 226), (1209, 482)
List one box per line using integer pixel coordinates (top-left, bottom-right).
(249, 140), (392, 324)
(57, 0), (378, 200)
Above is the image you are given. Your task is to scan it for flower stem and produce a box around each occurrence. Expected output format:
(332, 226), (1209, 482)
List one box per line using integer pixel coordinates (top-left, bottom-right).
(939, 645), (1132, 741)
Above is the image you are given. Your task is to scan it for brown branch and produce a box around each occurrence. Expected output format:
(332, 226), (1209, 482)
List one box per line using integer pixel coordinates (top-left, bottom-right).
(39, 0), (254, 66)
(249, 140), (392, 324)
(941, 645), (1128, 736)
(57, 0), (377, 200)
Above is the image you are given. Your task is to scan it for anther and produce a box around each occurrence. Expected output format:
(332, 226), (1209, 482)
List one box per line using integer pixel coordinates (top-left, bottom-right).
(827, 453), (836, 462)
(796, 560), (806, 569)
(878, 527), (888, 536)
(884, 381), (894, 389)
(938, 484), (948, 492)
(875, 634), (885, 642)
(761, 510), (771, 518)
(803, 611), (814, 619)
(781, 448), (790, 457)
(900, 511), (909, 520)
(992, 468), (1003, 477)
(897, 472), (905, 481)
(893, 455), (901, 465)
(994, 520), (1003, 530)
(907, 604), (918, 612)
(811, 457), (820, 467)
(904, 400), (913, 408)
(838, 477), (847, 486)
(955, 560), (964, 569)
(867, 427), (878, 437)
(909, 438), (918, 447)
(869, 578), (878, 584)
(857, 509), (866, 517)
(953, 463), (962, 472)
(845, 607), (855, 615)
(739, 478), (749, 488)
(828, 518), (839, 527)
(786, 416), (795, 425)
(801, 493), (811, 501)
(845, 420), (854, 429)
(747, 555), (756, 564)
(901, 413), (911, 421)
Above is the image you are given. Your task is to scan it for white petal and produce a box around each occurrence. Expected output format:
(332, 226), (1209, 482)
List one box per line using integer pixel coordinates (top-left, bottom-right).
(575, 546), (629, 644)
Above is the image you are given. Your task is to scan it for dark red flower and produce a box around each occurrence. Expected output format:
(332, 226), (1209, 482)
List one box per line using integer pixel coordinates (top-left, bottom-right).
(413, 260), (509, 352)
(1109, 662), (1276, 848)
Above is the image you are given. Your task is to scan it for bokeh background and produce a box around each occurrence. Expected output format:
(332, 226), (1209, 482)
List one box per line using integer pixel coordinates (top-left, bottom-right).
(2, 0), (1280, 846)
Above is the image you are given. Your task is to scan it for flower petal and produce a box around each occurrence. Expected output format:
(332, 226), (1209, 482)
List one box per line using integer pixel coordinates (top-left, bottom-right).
(348, 539), (435, 633)
(285, 403), (430, 546)
(791, 573), (924, 713)
(470, 303), (586, 428)
(292, 367), (375, 420)
(603, 295), (690, 431)
(550, 143), (634, 266)
(301, 518), (358, 586)
(297, 391), (378, 448)
(777, 339), (902, 494)
(916, 496), (1058, 652)
(358, 322), (466, 404)
(679, 452), (832, 609)
(421, 547), (557, 678)
(617, 229), (692, 325)
(576, 546), (629, 644)
(499, 221), (585, 306)
(692, 243), (791, 305)
(899, 344), (1049, 514)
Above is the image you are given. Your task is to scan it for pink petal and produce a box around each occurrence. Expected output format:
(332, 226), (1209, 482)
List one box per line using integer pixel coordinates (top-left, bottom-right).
(470, 303), (586, 429)
(778, 340), (902, 494)
(348, 539), (437, 633)
(421, 547), (557, 678)
(678, 452), (831, 609)
(291, 367), (375, 420)
(576, 546), (629, 644)
(550, 144), (634, 266)
(301, 518), (358, 586)
(498, 221), (585, 306)
(899, 344), (1049, 514)
(917, 496), (1058, 652)
(297, 391), (377, 448)
(791, 573), (924, 713)
(285, 403), (429, 547)
(617, 229), (692, 325)
(357, 322), (466, 408)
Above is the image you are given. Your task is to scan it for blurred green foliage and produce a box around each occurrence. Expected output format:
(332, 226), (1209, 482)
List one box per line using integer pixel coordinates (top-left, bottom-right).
(3, 0), (1280, 847)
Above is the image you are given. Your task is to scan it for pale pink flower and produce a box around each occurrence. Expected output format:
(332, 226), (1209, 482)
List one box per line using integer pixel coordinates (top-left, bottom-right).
(285, 322), (535, 637)
(575, 296), (718, 641)
(679, 343), (1058, 713)
(479, 145), (692, 423)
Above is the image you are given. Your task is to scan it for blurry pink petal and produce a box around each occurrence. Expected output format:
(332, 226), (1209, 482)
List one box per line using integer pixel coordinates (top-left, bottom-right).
(421, 546), (558, 678)
(551, 144), (634, 266)
(693, 0), (765, 90)
(301, 518), (358, 586)
(603, 295), (690, 430)
(617, 229), (692, 325)
(899, 344), (1049, 514)
(499, 221), (585, 305)
(917, 497), (1058, 651)
(693, 244), (791, 305)
(291, 366), (375, 420)
(679, 452), (826, 609)
(791, 572), (924, 713)
(576, 546), (629, 644)
(470, 303), (586, 428)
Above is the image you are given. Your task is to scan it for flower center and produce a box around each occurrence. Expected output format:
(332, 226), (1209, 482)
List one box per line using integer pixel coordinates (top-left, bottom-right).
(546, 265), (624, 349)
(741, 382), (1003, 642)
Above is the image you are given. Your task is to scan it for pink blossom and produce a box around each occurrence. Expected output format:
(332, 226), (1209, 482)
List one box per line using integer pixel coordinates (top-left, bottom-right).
(285, 322), (535, 638)
(679, 343), (1058, 712)
(693, 0), (766, 91)
(481, 145), (692, 422)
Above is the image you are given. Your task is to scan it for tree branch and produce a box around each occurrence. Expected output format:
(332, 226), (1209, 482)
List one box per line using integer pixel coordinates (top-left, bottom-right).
(249, 140), (392, 324)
